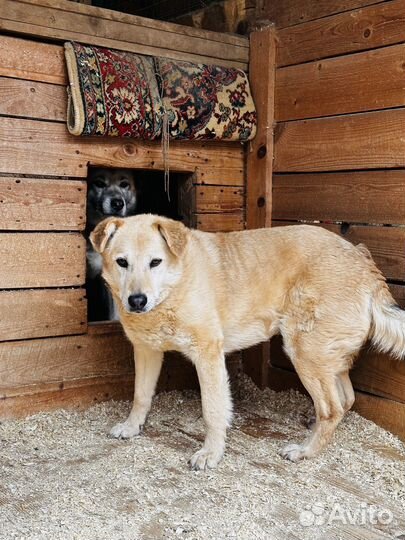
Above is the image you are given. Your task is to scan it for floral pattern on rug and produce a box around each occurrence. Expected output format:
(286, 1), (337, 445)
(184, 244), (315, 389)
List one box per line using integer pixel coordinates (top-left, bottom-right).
(65, 42), (163, 138)
(156, 58), (257, 141)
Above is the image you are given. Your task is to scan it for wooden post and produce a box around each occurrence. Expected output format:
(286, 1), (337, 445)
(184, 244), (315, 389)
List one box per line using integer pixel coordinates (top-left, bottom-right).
(243, 25), (276, 388)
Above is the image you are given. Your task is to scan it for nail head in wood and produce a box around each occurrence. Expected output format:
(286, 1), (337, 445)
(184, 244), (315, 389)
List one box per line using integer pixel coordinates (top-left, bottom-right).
(257, 145), (267, 159)
(257, 196), (265, 208)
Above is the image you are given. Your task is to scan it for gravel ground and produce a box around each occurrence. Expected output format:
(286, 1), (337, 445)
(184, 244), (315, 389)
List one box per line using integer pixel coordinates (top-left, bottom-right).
(1, 375), (404, 540)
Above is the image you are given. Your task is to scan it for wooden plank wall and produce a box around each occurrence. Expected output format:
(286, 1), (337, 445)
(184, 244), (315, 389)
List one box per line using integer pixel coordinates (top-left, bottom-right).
(268, 0), (405, 440)
(0, 1), (247, 417)
(0, 0), (249, 69)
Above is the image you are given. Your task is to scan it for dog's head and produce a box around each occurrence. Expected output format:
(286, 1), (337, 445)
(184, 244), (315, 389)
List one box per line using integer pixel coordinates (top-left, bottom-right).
(90, 214), (189, 314)
(87, 168), (137, 228)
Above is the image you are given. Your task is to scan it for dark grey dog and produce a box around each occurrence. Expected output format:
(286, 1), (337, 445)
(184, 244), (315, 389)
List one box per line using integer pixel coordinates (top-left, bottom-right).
(86, 168), (137, 320)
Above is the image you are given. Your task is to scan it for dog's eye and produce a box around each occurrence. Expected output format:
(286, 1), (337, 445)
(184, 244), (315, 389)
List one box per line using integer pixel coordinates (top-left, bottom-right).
(119, 180), (130, 188)
(94, 179), (106, 188)
(116, 258), (128, 268)
(150, 258), (162, 268)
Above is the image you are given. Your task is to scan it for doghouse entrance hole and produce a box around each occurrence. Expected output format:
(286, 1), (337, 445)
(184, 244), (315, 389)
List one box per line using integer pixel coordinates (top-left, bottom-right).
(86, 167), (194, 322)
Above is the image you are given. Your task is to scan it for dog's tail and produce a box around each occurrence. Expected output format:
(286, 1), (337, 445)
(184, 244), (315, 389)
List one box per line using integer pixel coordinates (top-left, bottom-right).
(370, 285), (405, 360)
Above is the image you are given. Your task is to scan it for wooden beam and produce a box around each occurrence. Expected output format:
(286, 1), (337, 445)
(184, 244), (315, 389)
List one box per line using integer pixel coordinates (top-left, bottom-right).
(0, 288), (87, 341)
(244, 26), (276, 388)
(274, 109), (405, 172)
(18, 0), (247, 48)
(0, 0), (248, 69)
(273, 171), (405, 225)
(246, 25), (276, 229)
(0, 117), (244, 177)
(277, 0), (405, 66)
(0, 177), (86, 231)
(0, 233), (86, 288)
(275, 44), (405, 121)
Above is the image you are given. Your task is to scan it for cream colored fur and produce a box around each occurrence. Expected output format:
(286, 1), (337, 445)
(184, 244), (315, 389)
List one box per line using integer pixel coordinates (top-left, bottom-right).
(91, 215), (404, 470)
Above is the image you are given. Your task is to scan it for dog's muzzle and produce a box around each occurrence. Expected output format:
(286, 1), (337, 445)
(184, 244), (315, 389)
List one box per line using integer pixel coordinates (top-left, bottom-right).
(128, 293), (148, 313)
(111, 198), (124, 212)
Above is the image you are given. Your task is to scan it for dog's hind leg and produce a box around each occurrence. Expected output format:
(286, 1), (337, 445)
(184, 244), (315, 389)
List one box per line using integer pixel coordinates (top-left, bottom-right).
(189, 341), (232, 471)
(110, 346), (163, 439)
(279, 356), (348, 462)
(336, 371), (355, 413)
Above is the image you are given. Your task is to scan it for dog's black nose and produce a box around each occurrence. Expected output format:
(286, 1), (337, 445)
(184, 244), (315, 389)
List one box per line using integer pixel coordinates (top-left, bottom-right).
(128, 293), (147, 312)
(111, 198), (124, 211)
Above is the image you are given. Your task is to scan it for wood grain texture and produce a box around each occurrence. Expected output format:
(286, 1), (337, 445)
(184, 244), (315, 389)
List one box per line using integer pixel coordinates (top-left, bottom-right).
(0, 375), (134, 419)
(388, 284), (405, 308)
(272, 221), (405, 281)
(0, 321), (199, 418)
(274, 109), (405, 172)
(0, 0), (248, 68)
(351, 348), (405, 404)
(267, 365), (405, 441)
(0, 177), (86, 231)
(0, 288), (87, 341)
(0, 360), (198, 419)
(0, 323), (133, 393)
(332, 225), (405, 281)
(0, 233), (86, 288)
(195, 186), (244, 213)
(194, 212), (244, 232)
(244, 27), (276, 388)
(246, 26), (276, 230)
(18, 0), (247, 47)
(272, 171), (405, 225)
(256, 0), (383, 29)
(275, 44), (405, 121)
(353, 390), (405, 441)
(0, 35), (66, 84)
(0, 77), (66, 122)
(0, 118), (244, 177)
(195, 167), (244, 186)
(277, 0), (405, 66)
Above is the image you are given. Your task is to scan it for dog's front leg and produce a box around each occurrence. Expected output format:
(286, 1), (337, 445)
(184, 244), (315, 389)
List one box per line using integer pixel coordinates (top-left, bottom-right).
(110, 346), (163, 439)
(189, 342), (232, 471)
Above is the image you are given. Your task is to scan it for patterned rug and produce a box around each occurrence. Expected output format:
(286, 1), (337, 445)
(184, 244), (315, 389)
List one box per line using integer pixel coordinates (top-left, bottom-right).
(64, 42), (257, 142)
(64, 42), (163, 138)
(157, 58), (257, 141)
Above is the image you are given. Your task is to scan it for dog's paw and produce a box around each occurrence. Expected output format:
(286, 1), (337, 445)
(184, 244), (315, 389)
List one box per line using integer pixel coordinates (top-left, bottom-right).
(188, 447), (223, 471)
(109, 420), (142, 439)
(304, 415), (316, 430)
(279, 443), (308, 462)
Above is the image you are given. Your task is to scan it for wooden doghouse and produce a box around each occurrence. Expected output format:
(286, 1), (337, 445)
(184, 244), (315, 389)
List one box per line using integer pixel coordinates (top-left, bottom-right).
(0, 0), (404, 442)
(0, 0), (273, 417)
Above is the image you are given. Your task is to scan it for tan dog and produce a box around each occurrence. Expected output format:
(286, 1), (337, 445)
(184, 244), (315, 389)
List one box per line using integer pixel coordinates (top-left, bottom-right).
(91, 215), (404, 470)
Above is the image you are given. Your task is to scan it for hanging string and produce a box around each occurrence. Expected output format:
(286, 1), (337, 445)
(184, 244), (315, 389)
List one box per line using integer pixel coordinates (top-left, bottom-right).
(154, 61), (170, 202)
(162, 108), (170, 202)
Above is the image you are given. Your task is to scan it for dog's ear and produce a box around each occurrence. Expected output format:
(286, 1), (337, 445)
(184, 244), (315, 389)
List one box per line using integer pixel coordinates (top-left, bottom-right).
(156, 218), (189, 258)
(90, 217), (123, 254)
